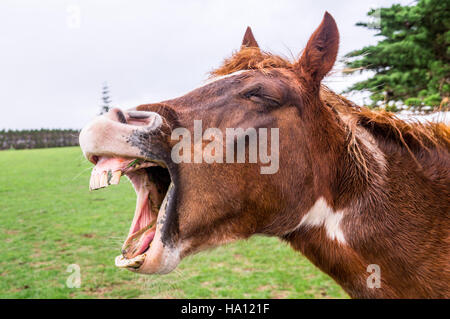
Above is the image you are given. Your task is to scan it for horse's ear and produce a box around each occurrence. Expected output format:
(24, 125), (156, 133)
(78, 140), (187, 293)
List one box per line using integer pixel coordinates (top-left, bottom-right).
(295, 12), (339, 85)
(241, 26), (259, 48)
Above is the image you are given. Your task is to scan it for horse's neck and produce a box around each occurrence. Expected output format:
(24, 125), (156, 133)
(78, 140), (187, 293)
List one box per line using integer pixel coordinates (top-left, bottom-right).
(285, 112), (448, 298)
(284, 109), (396, 298)
(301, 105), (383, 206)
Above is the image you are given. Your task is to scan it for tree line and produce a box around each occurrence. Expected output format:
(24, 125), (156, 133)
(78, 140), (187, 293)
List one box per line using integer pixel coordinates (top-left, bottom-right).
(0, 81), (111, 151)
(0, 129), (80, 150)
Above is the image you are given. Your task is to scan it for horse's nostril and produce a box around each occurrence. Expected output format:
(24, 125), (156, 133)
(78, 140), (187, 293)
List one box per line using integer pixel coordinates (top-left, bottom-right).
(104, 108), (127, 124)
(127, 111), (154, 119)
(116, 110), (127, 124)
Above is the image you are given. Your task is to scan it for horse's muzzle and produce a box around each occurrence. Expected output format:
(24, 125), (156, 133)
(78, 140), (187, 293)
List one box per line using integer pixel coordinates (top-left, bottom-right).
(79, 108), (163, 164)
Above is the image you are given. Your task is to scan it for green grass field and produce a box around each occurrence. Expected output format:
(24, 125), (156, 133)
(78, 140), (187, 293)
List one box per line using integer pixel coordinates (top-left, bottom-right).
(0, 147), (347, 299)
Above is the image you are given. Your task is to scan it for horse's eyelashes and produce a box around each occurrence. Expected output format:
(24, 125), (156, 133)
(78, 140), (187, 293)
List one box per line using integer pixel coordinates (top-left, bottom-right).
(241, 86), (262, 99)
(240, 86), (280, 108)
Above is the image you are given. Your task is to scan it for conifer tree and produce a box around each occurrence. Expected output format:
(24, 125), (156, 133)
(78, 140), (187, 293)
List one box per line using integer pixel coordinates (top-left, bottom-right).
(100, 82), (112, 114)
(343, 0), (449, 111)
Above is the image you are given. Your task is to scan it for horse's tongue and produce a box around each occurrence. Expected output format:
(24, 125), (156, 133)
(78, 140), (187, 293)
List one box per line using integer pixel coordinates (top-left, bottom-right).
(122, 225), (156, 259)
(122, 172), (156, 259)
(89, 157), (133, 190)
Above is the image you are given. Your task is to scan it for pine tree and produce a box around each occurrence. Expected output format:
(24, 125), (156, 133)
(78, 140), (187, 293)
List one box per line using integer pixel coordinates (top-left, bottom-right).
(100, 82), (112, 114)
(343, 0), (449, 111)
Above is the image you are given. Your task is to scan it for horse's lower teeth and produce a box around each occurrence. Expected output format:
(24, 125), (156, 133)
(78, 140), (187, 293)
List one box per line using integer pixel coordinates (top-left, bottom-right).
(115, 254), (146, 268)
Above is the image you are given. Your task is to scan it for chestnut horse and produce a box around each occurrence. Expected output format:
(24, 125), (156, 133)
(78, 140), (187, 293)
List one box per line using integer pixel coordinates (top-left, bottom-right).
(79, 12), (450, 298)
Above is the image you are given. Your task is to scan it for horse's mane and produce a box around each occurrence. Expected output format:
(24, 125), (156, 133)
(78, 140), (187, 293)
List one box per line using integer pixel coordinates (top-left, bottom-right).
(211, 47), (292, 77)
(211, 47), (450, 157)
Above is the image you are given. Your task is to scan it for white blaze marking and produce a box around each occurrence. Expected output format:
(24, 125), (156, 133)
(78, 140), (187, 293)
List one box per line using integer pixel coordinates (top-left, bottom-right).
(194, 70), (249, 90)
(297, 197), (347, 244)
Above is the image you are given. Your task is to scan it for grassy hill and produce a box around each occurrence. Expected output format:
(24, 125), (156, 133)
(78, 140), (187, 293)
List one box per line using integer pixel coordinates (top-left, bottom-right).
(0, 147), (347, 298)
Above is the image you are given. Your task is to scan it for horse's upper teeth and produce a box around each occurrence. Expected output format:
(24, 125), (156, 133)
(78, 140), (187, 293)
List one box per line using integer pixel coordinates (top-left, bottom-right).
(89, 170), (122, 190)
(100, 171), (108, 188)
(110, 171), (122, 185)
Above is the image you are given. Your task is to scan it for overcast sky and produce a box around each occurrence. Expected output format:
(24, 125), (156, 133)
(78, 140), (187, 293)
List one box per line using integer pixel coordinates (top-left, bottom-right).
(0, 0), (411, 130)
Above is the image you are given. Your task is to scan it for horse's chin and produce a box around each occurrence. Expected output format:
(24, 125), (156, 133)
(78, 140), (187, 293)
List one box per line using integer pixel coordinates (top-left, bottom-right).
(88, 156), (181, 274)
(122, 236), (182, 275)
(116, 227), (182, 275)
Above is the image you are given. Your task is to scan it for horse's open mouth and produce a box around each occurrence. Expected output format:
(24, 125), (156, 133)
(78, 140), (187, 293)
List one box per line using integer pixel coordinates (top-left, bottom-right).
(89, 156), (172, 270)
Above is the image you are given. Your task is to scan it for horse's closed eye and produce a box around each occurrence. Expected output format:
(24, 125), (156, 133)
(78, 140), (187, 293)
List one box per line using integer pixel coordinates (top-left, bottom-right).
(240, 86), (281, 108)
(242, 87), (262, 99)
